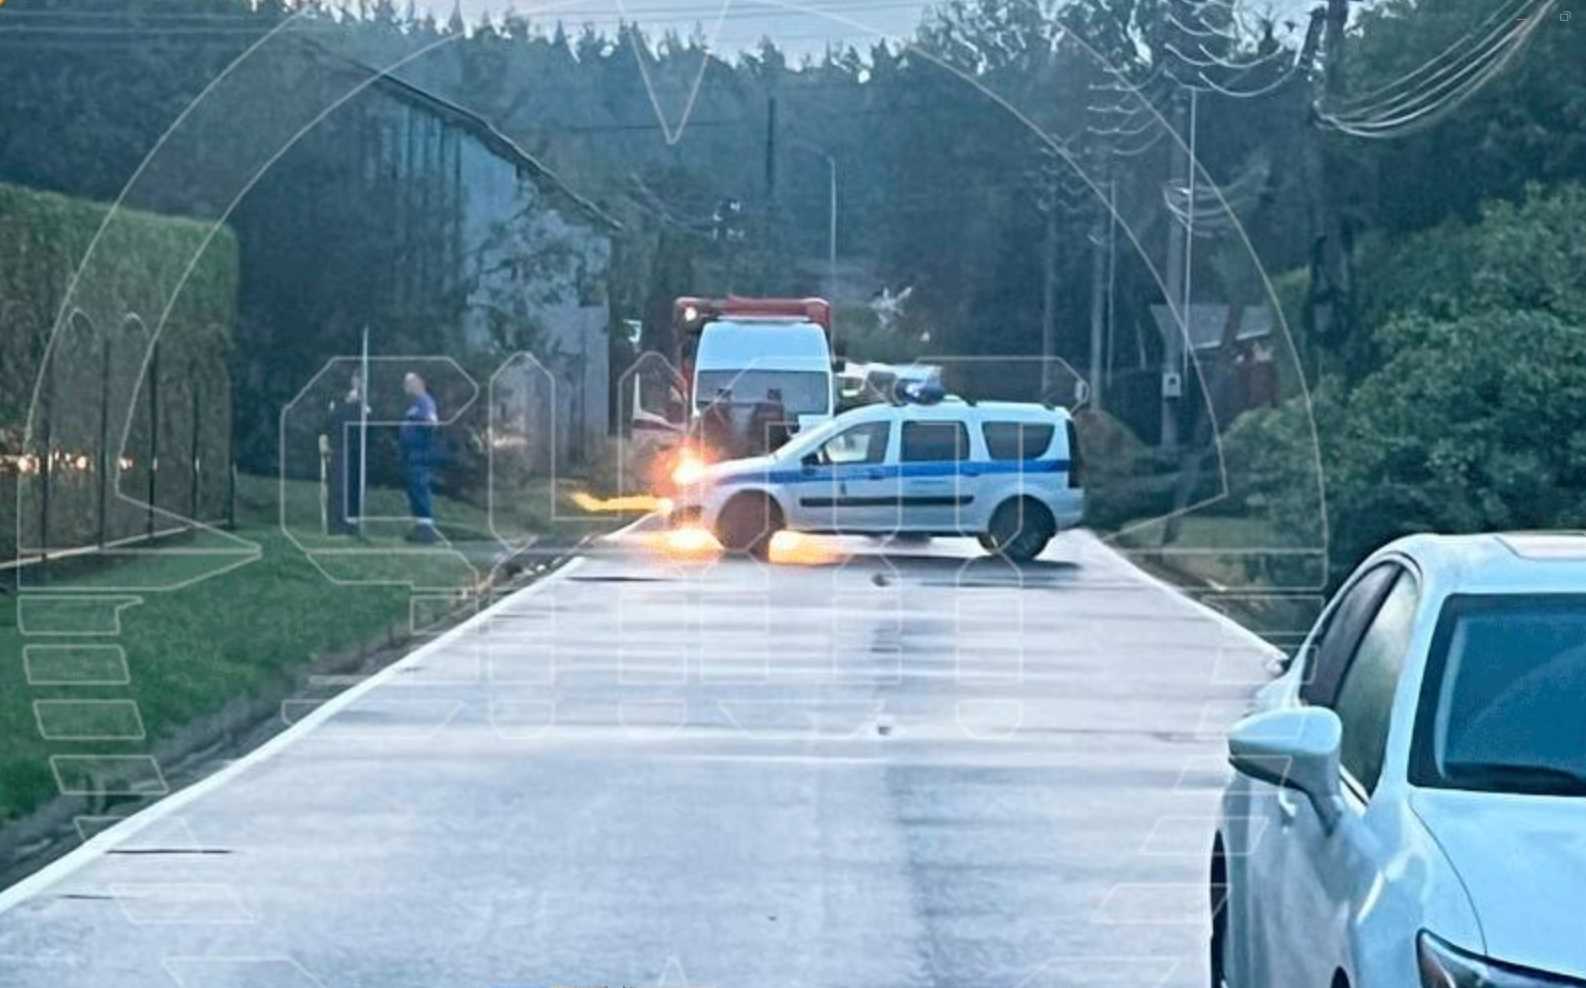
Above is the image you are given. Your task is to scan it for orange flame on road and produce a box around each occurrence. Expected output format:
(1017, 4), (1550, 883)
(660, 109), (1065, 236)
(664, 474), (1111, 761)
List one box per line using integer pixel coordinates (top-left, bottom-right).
(767, 531), (847, 566)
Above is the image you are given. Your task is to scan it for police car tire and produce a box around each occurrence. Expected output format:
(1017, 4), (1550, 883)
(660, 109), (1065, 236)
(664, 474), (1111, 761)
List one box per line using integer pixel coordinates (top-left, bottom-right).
(716, 493), (782, 558)
(986, 499), (1053, 562)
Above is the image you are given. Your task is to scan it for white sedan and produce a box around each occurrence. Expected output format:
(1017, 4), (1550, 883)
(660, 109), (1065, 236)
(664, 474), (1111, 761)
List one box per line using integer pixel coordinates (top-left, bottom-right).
(1214, 533), (1586, 987)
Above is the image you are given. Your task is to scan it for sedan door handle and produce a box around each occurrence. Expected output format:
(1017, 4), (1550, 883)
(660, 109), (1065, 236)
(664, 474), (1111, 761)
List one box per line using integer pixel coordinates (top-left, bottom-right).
(961, 466), (981, 477)
(866, 468), (886, 480)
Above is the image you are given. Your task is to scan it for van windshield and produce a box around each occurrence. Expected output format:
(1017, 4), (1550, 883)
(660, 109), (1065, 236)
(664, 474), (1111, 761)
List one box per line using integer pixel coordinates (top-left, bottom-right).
(695, 370), (830, 415)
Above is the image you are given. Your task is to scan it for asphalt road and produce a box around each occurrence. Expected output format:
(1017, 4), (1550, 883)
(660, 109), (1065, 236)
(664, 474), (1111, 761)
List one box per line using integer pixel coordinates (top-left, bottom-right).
(0, 527), (1277, 988)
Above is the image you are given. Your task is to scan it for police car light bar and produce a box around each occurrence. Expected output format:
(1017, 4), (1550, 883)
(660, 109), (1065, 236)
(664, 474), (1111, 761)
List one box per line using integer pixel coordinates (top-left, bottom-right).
(891, 380), (954, 406)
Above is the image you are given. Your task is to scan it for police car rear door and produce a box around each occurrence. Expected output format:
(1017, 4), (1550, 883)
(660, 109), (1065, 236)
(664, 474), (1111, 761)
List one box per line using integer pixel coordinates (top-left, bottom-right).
(898, 409), (977, 531)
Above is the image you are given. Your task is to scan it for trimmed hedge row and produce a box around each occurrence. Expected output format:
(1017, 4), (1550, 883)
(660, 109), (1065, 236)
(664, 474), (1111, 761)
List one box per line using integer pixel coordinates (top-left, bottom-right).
(0, 182), (237, 562)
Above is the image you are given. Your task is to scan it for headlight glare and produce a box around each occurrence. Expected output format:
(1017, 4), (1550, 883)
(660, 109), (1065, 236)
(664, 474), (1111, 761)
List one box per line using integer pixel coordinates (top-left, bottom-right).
(671, 452), (707, 487)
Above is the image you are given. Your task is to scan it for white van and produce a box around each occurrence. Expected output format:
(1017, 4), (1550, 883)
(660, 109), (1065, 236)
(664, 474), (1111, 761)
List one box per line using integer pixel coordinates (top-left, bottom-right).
(691, 319), (834, 436)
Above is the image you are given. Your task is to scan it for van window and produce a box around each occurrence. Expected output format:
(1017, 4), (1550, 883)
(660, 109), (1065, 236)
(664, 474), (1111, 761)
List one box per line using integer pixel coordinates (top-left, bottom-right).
(901, 421), (969, 462)
(982, 422), (1055, 460)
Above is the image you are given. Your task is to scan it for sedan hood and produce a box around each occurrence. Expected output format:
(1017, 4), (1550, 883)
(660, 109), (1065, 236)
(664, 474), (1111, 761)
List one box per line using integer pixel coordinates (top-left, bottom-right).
(1411, 788), (1586, 978)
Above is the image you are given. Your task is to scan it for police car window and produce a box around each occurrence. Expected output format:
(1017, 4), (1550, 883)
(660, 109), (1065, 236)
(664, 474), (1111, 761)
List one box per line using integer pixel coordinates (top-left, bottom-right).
(900, 421), (969, 462)
(818, 422), (889, 465)
(1332, 571), (1420, 794)
(982, 422), (1054, 460)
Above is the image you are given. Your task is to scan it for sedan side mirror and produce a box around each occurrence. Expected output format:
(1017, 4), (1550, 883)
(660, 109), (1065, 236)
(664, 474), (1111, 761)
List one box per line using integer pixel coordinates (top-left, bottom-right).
(801, 452), (820, 470)
(1228, 707), (1345, 833)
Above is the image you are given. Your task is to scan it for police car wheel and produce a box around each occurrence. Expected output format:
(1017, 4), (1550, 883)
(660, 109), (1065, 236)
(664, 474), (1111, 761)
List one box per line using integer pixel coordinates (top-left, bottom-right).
(716, 493), (782, 558)
(985, 499), (1053, 562)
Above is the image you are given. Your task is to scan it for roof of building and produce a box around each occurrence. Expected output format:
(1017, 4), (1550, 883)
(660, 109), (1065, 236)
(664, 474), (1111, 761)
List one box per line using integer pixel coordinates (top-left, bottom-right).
(1149, 304), (1276, 351)
(300, 40), (621, 233)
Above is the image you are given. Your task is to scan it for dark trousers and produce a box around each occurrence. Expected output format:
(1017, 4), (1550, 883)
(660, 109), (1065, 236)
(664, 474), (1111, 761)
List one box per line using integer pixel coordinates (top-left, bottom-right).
(404, 459), (433, 523)
(330, 441), (363, 532)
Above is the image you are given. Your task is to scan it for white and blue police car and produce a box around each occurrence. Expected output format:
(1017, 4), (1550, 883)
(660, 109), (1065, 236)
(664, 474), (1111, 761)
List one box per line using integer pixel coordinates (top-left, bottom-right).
(667, 393), (1085, 560)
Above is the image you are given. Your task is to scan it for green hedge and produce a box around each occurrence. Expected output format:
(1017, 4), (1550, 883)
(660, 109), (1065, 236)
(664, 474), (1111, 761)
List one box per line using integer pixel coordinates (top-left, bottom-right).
(0, 183), (237, 562)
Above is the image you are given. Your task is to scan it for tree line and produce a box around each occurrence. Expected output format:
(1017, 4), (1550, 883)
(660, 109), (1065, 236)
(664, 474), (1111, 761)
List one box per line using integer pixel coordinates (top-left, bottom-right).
(2, 0), (1582, 581)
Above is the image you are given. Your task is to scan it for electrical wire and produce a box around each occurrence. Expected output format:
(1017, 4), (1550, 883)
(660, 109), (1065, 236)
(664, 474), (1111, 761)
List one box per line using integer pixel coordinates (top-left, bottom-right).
(1109, 125), (1166, 158)
(1162, 37), (1286, 74)
(1165, 9), (1241, 44)
(1331, 0), (1537, 110)
(1320, 3), (1550, 138)
(1324, 0), (1544, 122)
(1188, 59), (1300, 99)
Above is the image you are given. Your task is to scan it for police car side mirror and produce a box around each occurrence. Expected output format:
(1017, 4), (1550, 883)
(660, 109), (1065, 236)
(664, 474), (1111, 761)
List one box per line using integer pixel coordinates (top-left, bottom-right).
(801, 452), (820, 470)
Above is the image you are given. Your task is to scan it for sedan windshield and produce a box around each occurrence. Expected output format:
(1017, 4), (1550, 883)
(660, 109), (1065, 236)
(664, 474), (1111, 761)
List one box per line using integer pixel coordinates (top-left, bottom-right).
(1411, 595), (1586, 796)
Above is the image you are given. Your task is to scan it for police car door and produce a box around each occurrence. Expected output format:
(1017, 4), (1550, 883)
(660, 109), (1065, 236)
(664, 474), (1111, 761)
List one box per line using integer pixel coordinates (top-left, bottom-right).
(898, 414), (975, 531)
(791, 419), (898, 533)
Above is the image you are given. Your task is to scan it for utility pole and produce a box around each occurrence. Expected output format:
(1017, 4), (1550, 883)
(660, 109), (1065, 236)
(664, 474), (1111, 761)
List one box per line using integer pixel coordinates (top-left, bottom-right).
(825, 155), (837, 300)
(1086, 142), (1109, 411)
(762, 95), (778, 291)
(1039, 158), (1059, 398)
(791, 140), (839, 300)
(1304, 0), (1354, 358)
(1160, 89), (1190, 450)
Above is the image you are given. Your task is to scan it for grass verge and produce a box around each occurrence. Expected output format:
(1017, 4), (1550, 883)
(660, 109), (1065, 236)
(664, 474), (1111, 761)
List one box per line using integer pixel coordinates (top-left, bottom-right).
(1, 471), (626, 828)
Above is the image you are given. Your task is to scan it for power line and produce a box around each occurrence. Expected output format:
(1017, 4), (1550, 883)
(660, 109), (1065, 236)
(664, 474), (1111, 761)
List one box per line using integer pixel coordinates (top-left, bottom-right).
(1330, 0), (1537, 111)
(1319, 2), (1552, 139)
(1325, 0), (1540, 121)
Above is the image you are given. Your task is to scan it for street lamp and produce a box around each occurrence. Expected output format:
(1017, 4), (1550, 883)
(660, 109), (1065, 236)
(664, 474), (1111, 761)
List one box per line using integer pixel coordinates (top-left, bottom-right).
(790, 139), (838, 299)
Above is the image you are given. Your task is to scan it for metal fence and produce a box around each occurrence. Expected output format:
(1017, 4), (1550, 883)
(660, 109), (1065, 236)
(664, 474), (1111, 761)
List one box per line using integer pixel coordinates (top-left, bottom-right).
(4, 307), (232, 568)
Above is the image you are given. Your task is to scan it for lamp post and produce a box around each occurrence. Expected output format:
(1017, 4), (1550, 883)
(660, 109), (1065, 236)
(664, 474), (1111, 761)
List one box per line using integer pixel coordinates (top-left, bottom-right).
(791, 140), (838, 299)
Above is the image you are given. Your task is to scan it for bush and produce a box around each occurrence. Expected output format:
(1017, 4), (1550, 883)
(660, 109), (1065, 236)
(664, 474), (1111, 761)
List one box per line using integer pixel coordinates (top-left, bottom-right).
(1310, 183), (1586, 584)
(1217, 393), (1333, 546)
(1329, 308), (1586, 573)
(1073, 408), (1185, 531)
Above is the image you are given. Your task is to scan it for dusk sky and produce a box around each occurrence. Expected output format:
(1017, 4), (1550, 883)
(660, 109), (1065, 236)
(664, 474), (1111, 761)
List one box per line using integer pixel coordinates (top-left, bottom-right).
(435, 0), (1334, 61)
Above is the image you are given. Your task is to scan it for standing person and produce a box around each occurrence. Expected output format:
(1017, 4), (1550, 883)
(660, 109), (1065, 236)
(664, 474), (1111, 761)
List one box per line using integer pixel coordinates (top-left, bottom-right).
(699, 386), (737, 460)
(325, 371), (367, 535)
(400, 371), (439, 544)
(749, 386), (790, 454)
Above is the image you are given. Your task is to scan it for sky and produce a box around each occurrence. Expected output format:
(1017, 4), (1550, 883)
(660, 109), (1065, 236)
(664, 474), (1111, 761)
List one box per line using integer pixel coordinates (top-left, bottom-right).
(435, 0), (1331, 61)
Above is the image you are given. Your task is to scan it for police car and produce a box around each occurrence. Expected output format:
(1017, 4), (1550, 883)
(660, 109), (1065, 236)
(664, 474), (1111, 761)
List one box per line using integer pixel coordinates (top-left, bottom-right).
(668, 394), (1084, 560)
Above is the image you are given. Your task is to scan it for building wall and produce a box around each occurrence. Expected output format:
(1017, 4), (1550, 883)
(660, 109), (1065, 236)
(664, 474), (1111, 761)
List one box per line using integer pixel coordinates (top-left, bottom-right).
(359, 87), (613, 467)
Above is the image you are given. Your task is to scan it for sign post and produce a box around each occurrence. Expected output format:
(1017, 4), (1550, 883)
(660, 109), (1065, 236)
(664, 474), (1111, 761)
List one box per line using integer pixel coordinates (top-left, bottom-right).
(358, 326), (369, 539)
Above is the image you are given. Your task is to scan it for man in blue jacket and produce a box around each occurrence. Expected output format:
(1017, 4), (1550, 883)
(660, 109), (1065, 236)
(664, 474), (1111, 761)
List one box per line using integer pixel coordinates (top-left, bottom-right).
(400, 371), (439, 544)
